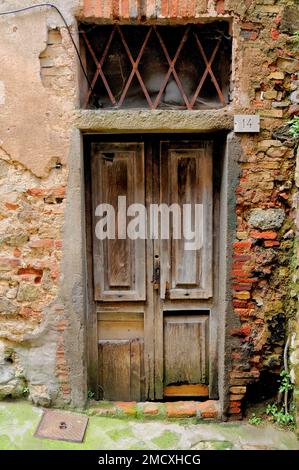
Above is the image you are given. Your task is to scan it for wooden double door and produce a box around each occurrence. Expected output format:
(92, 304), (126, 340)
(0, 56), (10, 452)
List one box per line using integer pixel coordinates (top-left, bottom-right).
(90, 138), (215, 401)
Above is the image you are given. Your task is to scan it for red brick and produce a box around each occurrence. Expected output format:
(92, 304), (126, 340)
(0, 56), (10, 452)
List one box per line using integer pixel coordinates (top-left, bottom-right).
(166, 401), (196, 418)
(233, 254), (252, 261)
(233, 240), (252, 250)
(56, 357), (67, 366)
(271, 28), (280, 40)
(19, 307), (42, 319)
(187, 0), (196, 17)
(232, 283), (252, 291)
(216, 0), (225, 15)
(122, 0), (129, 18)
(230, 386), (246, 394)
(17, 267), (43, 276)
(232, 270), (252, 278)
(116, 402), (137, 416)
(111, 0), (119, 18)
(169, 0), (179, 17)
(231, 352), (241, 360)
(55, 320), (68, 331)
(231, 324), (251, 337)
(233, 291), (251, 300)
(161, 0), (169, 16)
(233, 300), (249, 308)
(61, 384), (71, 394)
(197, 400), (219, 419)
(289, 104), (299, 117)
(0, 257), (21, 268)
(27, 188), (47, 196)
(13, 248), (21, 258)
(229, 400), (241, 407)
(230, 370), (260, 379)
(57, 372), (69, 382)
(264, 240), (280, 247)
(27, 187), (65, 198)
(240, 22), (255, 31)
(5, 202), (19, 210)
(230, 394), (245, 400)
(179, 0), (188, 17)
(232, 260), (250, 268)
(233, 278), (257, 284)
(250, 230), (277, 240)
(29, 238), (54, 248)
(234, 308), (254, 318)
(142, 403), (159, 415)
(229, 406), (241, 414)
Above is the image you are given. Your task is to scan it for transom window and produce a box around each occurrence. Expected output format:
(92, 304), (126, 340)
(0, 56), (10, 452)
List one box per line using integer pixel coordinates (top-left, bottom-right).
(79, 22), (232, 110)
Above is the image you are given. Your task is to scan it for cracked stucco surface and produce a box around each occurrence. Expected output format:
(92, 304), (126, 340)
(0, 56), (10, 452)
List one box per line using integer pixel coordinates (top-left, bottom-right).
(0, 0), (79, 177)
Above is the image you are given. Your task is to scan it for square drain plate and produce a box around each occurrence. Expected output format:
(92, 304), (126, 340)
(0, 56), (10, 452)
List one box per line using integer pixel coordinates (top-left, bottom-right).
(35, 410), (89, 443)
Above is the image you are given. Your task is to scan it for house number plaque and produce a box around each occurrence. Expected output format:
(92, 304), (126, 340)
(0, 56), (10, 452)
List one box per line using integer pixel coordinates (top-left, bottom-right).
(234, 114), (260, 133)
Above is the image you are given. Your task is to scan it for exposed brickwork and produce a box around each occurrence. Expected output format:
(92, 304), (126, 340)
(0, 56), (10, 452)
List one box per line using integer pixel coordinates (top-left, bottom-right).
(228, 10), (299, 414)
(81, 0), (208, 19)
(88, 400), (220, 420)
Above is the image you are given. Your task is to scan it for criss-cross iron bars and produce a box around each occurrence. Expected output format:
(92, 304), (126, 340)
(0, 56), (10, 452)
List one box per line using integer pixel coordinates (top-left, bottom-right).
(82, 25), (226, 109)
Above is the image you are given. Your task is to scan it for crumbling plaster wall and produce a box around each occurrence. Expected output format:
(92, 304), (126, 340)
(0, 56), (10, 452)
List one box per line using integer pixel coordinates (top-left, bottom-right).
(0, 0), (85, 407)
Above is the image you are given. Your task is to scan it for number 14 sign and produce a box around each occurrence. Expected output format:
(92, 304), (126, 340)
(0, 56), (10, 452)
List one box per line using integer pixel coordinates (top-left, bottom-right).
(234, 114), (260, 133)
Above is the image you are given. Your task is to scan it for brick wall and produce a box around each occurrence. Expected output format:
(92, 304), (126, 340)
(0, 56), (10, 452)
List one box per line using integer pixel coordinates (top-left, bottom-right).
(82, 0), (208, 19)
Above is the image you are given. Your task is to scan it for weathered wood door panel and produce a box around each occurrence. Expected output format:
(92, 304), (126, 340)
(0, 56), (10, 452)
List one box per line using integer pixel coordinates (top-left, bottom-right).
(163, 315), (209, 386)
(99, 339), (144, 401)
(160, 142), (213, 300)
(90, 139), (215, 401)
(91, 143), (145, 301)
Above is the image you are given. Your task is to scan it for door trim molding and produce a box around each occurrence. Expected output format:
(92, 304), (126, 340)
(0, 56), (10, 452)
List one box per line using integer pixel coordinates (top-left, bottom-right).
(83, 132), (236, 410)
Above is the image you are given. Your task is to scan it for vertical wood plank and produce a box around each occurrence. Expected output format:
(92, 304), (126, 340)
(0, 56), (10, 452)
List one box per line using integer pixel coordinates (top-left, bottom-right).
(91, 143), (146, 301)
(84, 140), (99, 398)
(144, 141), (156, 400)
(130, 339), (142, 400)
(153, 142), (164, 399)
(160, 141), (213, 300)
(163, 315), (209, 386)
(99, 340), (131, 401)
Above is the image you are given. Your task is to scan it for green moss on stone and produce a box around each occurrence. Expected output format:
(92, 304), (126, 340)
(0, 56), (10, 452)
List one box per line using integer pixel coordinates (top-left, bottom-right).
(210, 440), (233, 450)
(107, 427), (134, 441)
(151, 430), (180, 449)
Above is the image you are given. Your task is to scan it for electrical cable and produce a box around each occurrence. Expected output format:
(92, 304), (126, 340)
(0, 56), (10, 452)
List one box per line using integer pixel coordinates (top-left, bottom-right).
(0, 3), (93, 91)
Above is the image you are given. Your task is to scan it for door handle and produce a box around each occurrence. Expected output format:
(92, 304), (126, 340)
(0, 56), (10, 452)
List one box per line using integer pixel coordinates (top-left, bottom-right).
(153, 257), (160, 289)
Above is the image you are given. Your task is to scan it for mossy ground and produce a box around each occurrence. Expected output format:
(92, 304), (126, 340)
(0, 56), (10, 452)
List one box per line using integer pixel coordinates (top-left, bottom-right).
(0, 400), (298, 450)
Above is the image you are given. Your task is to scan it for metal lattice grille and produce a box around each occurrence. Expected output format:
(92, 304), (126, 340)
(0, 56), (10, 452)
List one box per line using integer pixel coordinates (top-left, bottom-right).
(80, 22), (232, 110)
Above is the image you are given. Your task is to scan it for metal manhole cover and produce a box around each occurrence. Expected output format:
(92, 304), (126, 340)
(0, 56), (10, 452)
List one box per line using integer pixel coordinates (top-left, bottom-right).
(35, 410), (89, 442)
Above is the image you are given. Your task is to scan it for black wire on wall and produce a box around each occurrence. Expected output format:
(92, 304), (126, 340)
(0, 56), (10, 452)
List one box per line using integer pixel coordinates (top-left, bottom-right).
(0, 2), (92, 90)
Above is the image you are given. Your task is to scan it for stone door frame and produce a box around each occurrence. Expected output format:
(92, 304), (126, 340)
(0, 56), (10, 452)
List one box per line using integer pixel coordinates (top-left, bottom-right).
(61, 110), (241, 415)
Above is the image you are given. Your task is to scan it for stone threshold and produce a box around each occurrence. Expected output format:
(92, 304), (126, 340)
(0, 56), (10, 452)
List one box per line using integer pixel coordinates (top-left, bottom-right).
(87, 399), (220, 420)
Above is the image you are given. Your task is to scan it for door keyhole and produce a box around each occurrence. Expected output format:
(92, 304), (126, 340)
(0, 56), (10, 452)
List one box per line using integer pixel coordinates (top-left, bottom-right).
(153, 256), (160, 289)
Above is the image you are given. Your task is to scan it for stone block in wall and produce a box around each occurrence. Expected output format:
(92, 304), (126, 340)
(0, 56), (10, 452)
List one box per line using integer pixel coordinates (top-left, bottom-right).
(0, 298), (19, 316)
(0, 351), (26, 400)
(281, 5), (299, 35)
(248, 209), (285, 230)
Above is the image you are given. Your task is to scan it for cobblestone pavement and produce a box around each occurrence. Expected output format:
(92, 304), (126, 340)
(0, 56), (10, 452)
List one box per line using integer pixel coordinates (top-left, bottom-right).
(0, 401), (298, 450)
